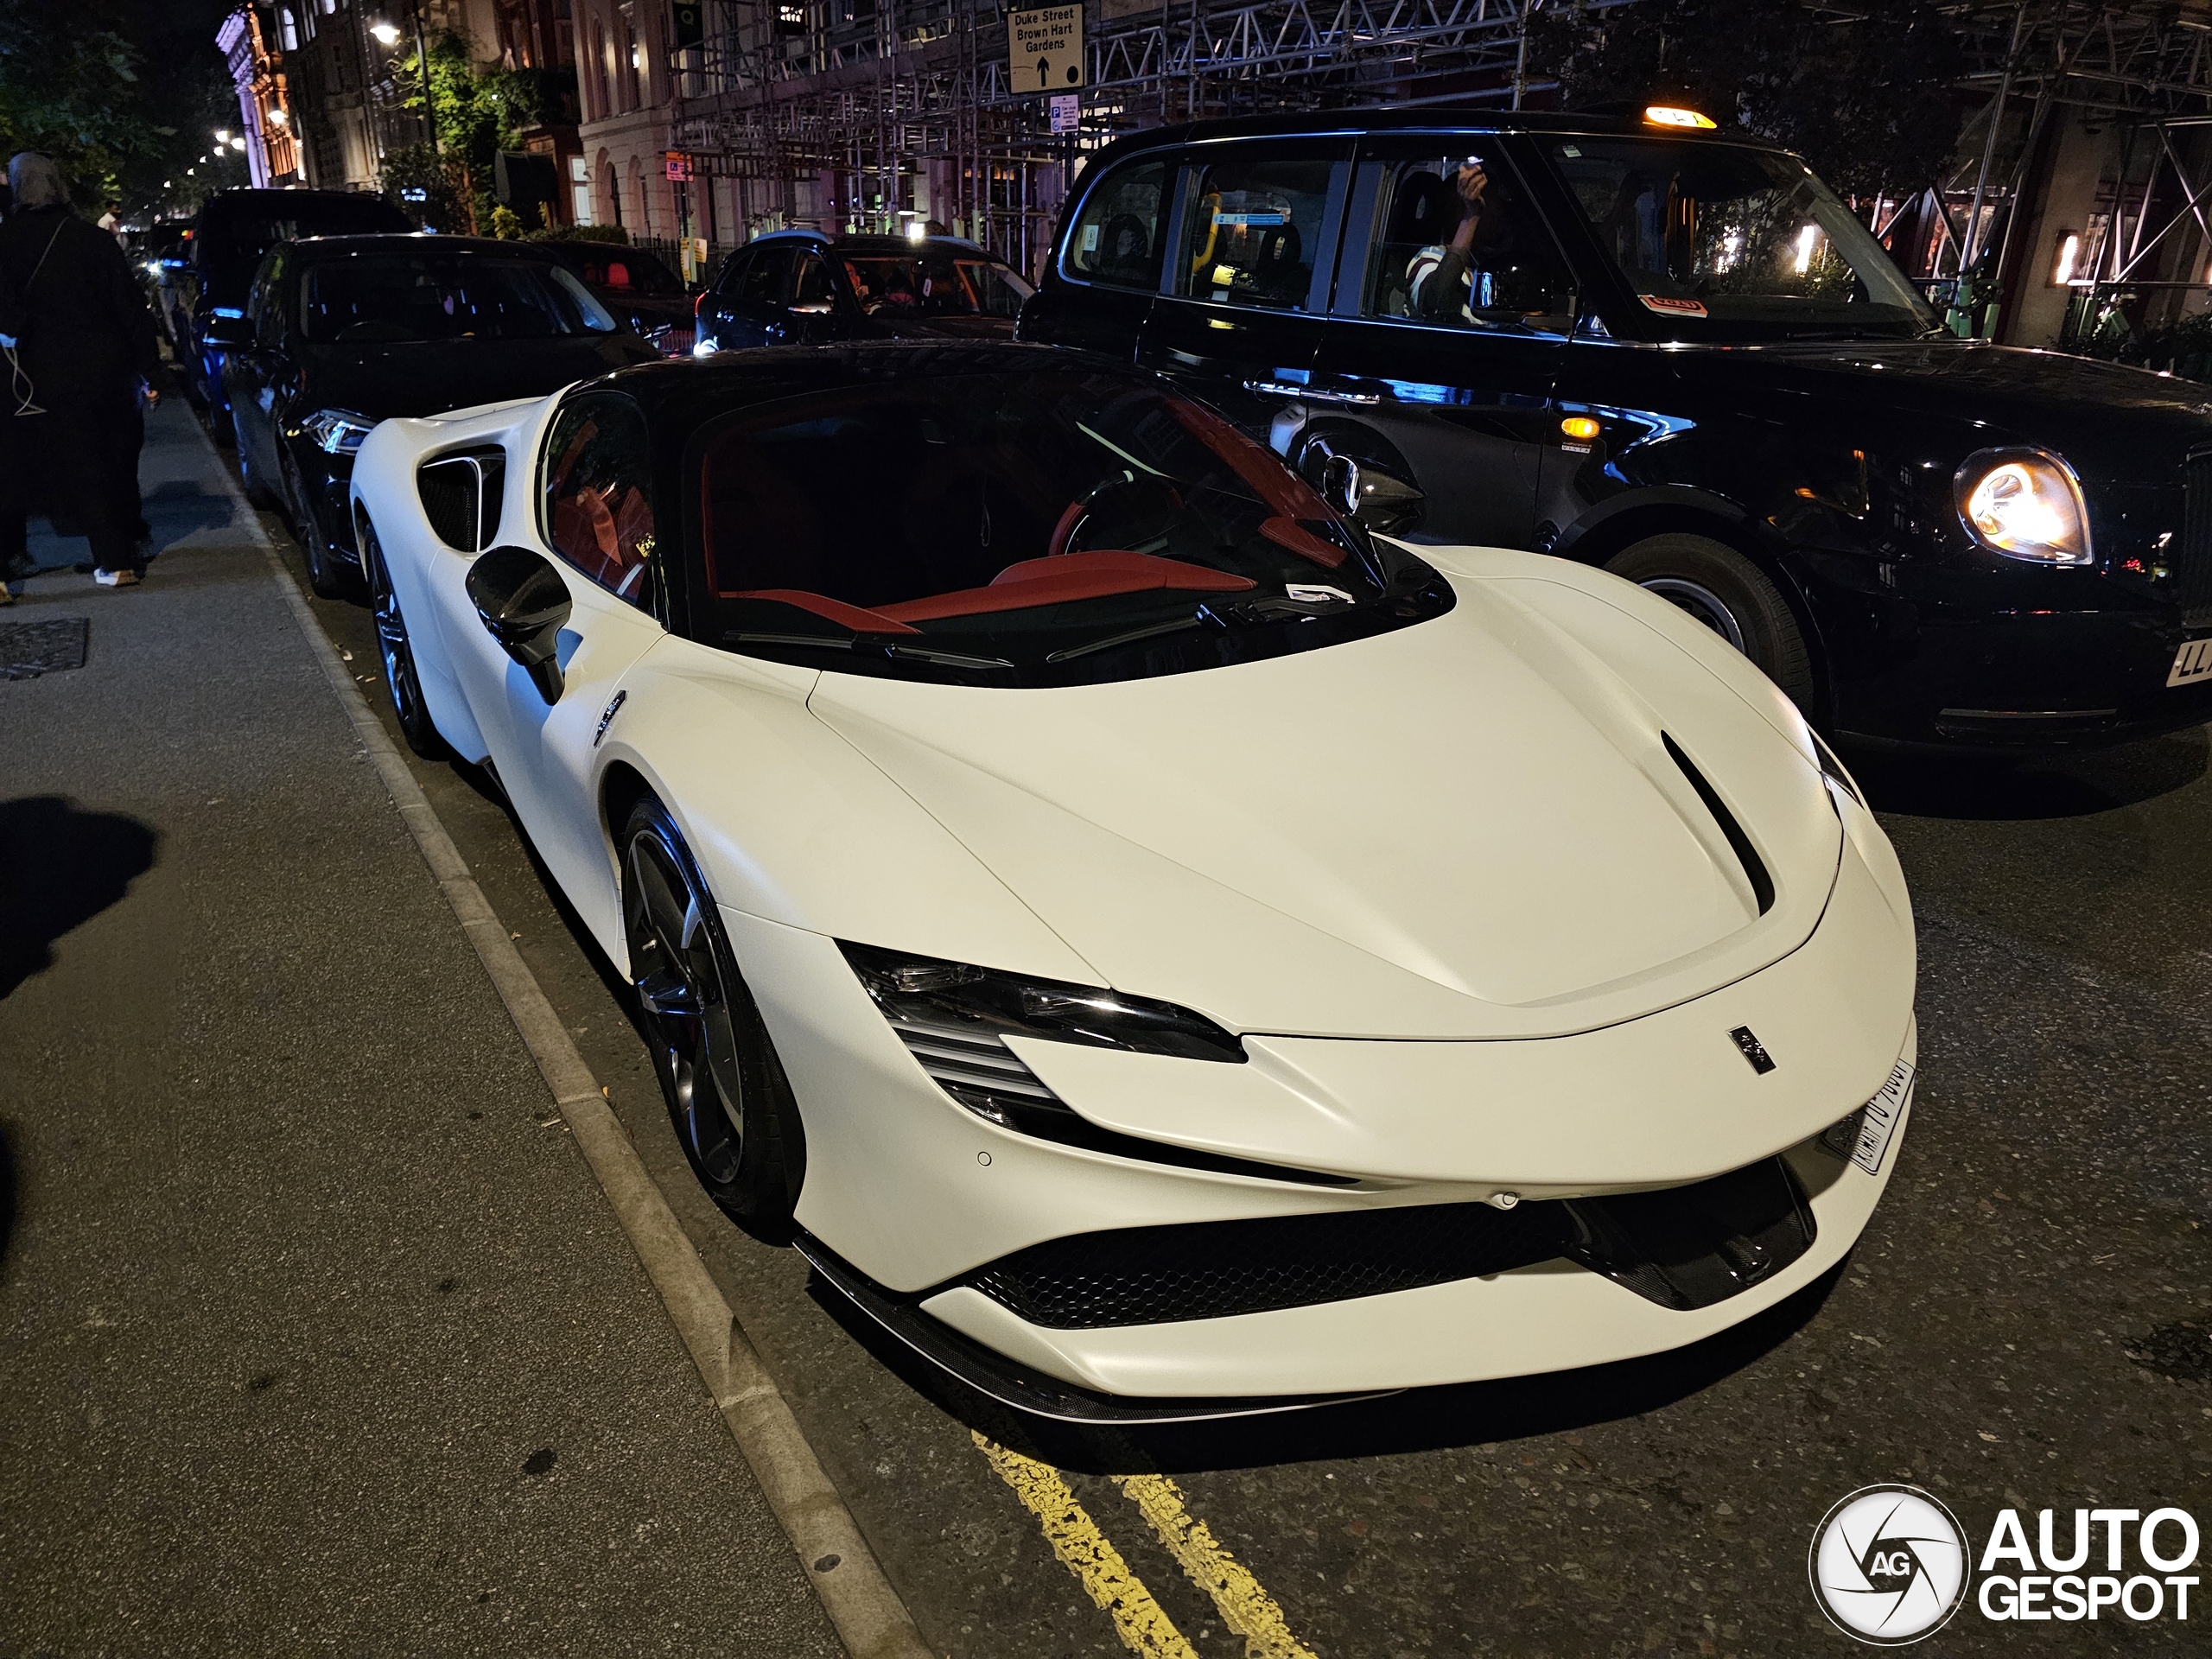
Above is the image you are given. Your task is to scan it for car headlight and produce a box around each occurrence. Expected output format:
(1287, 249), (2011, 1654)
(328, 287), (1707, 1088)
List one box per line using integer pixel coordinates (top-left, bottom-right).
(841, 942), (1245, 1065)
(691, 335), (719, 358)
(1954, 448), (2092, 565)
(300, 408), (378, 456)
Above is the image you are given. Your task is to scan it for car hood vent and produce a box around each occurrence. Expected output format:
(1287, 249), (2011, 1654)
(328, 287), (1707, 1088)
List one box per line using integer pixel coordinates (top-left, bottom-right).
(1662, 732), (1773, 914)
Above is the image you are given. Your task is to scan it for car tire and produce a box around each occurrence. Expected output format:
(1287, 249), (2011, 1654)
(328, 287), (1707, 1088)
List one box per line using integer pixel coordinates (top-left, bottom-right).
(621, 791), (806, 1230)
(361, 519), (448, 760)
(1605, 533), (1815, 709)
(283, 447), (355, 601)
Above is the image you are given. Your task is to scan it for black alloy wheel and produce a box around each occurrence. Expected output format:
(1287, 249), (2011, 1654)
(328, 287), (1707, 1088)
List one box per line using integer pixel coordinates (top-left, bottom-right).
(232, 406), (275, 506)
(361, 519), (447, 759)
(621, 792), (805, 1228)
(281, 445), (354, 601)
(1605, 533), (1816, 710)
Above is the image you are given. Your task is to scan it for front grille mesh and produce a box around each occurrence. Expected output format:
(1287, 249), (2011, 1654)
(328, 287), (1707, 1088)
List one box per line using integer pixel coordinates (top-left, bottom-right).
(960, 1157), (1816, 1326)
(2182, 451), (2212, 628)
(967, 1202), (1571, 1328)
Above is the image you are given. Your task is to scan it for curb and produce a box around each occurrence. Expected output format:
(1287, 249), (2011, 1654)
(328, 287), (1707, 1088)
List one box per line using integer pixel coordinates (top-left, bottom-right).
(203, 422), (933, 1659)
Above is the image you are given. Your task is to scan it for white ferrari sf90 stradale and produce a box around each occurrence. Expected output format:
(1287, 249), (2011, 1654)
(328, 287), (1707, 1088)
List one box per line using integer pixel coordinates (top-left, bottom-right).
(349, 343), (1916, 1421)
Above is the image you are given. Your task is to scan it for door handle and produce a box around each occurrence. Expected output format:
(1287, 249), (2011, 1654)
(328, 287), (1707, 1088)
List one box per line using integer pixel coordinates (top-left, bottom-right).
(1243, 378), (1381, 406)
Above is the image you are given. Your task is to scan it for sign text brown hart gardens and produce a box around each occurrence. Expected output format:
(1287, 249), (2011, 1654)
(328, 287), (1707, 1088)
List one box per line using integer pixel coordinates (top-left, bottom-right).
(1007, 4), (1084, 94)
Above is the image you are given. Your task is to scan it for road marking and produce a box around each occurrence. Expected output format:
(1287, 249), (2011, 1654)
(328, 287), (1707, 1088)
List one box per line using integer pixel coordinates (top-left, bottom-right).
(1113, 1472), (1320, 1659)
(971, 1433), (1199, 1658)
(201, 419), (932, 1659)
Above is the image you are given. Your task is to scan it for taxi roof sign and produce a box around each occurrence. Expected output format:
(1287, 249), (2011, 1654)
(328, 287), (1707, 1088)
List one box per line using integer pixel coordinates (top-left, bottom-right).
(1643, 105), (1718, 130)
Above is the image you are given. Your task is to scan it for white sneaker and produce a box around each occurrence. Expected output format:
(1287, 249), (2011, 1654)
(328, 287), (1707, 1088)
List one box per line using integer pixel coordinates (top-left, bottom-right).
(93, 569), (142, 588)
(0, 582), (13, 606)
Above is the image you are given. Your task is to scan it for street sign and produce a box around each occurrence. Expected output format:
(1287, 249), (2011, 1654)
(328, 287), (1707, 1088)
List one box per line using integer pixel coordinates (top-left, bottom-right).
(1049, 92), (1080, 134)
(672, 0), (704, 48)
(1007, 3), (1083, 93)
(664, 150), (693, 182)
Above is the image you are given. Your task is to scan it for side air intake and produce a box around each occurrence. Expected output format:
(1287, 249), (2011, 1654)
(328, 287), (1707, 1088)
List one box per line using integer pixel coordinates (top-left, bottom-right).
(1662, 733), (1774, 914)
(416, 447), (505, 552)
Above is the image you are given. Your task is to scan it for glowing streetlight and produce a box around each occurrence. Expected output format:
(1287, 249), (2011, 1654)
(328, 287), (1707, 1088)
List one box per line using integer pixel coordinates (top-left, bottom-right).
(230, 136), (247, 151)
(215, 128), (230, 143)
(370, 21), (402, 44)
(270, 107), (288, 126)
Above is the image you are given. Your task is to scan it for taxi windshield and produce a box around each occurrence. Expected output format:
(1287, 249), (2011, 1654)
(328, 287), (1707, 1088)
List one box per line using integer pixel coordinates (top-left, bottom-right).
(1544, 137), (1937, 340)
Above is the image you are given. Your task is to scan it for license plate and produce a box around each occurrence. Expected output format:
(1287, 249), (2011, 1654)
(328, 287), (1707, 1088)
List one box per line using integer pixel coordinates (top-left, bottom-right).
(1845, 1059), (1913, 1175)
(2169, 637), (2212, 689)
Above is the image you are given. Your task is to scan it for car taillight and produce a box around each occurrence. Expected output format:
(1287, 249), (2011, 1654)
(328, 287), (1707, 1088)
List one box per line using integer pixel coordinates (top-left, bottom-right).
(694, 289), (708, 319)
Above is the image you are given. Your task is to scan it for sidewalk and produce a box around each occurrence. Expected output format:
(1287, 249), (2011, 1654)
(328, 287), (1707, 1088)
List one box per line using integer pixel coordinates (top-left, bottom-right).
(0, 400), (842, 1655)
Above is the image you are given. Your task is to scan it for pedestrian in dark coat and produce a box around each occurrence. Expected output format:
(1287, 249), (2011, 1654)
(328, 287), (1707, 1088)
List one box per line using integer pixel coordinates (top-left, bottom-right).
(0, 152), (162, 588)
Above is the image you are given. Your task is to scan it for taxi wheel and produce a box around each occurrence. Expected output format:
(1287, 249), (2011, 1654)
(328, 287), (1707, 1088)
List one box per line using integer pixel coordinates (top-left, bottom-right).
(1606, 534), (1815, 709)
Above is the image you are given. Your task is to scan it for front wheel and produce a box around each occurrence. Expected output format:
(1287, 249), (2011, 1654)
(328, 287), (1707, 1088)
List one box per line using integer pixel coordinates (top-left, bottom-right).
(1605, 533), (1815, 710)
(362, 520), (447, 759)
(283, 447), (355, 601)
(621, 793), (805, 1229)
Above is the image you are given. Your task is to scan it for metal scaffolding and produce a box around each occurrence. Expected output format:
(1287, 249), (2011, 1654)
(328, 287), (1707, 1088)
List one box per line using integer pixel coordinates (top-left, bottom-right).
(668, 0), (1562, 270)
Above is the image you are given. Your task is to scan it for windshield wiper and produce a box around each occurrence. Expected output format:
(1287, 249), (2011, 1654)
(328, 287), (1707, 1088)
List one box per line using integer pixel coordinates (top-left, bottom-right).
(1046, 615), (1213, 664)
(727, 629), (1014, 671)
(883, 642), (1015, 670)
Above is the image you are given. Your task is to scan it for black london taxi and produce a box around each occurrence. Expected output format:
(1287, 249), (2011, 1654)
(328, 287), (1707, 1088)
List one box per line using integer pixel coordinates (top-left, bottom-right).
(695, 230), (1033, 353)
(1019, 107), (2212, 750)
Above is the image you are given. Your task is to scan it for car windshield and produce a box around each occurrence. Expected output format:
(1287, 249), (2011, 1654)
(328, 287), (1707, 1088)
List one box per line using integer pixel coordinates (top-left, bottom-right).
(695, 367), (1450, 687)
(1543, 137), (1937, 340)
(299, 257), (619, 342)
(837, 251), (1034, 318)
(566, 248), (682, 295)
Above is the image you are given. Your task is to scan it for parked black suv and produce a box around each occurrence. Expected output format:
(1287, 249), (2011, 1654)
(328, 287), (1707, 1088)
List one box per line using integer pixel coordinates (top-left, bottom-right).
(696, 230), (1032, 353)
(206, 234), (657, 596)
(1022, 109), (2212, 750)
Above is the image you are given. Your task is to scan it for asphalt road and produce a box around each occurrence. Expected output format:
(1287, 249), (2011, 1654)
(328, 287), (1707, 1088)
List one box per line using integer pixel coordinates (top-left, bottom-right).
(8, 391), (2211, 1657)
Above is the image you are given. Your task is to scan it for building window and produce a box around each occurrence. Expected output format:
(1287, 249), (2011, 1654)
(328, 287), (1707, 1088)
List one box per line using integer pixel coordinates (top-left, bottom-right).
(570, 154), (593, 226)
(595, 22), (613, 118)
(626, 26), (643, 107)
(278, 7), (299, 48)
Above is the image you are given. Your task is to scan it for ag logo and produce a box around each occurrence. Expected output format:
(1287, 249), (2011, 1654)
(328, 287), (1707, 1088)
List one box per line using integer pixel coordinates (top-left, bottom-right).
(1808, 1485), (1969, 1645)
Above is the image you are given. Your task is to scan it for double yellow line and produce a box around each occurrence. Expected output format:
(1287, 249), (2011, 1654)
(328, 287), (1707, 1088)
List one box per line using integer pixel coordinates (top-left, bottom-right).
(972, 1433), (1319, 1658)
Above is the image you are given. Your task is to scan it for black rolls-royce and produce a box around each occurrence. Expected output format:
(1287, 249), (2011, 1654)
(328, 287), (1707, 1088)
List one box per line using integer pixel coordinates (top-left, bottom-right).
(1020, 108), (2212, 750)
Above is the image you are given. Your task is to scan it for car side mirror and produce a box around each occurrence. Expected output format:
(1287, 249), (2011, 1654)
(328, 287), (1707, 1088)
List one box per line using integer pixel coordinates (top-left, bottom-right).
(200, 313), (253, 348)
(467, 545), (572, 703)
(1321, 454), (1427, 536)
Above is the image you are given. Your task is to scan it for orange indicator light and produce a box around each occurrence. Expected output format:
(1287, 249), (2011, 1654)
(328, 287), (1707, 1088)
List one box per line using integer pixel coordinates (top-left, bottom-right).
(1560, 416), (1602, 442)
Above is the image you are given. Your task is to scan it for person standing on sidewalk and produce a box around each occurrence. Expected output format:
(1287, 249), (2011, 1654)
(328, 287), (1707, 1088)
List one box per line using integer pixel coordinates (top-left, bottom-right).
(0, 153), (162, 589)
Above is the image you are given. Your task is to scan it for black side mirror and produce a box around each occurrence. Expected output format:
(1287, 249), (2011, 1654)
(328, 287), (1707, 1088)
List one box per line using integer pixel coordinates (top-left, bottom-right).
(1320, 452), (1427, 537)
(467, 545), (572, 703)
(200, 312), (252, 349)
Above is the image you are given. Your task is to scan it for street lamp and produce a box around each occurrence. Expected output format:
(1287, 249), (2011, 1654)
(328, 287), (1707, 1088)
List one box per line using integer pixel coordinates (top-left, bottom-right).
(215, 129), (230, 143)
(370, 21), (401, 43)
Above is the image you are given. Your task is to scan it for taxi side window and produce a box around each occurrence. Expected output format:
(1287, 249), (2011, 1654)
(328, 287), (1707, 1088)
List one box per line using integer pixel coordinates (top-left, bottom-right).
(1062, 156), (1171, 291)
(792, 252), (834, 312)
(541, 394), (658, 612)
(1176, 150), (1339, 312)
(251, 254), (287, 346)
(1363, 149), (1577, 336)
(740, 246), (794, 307)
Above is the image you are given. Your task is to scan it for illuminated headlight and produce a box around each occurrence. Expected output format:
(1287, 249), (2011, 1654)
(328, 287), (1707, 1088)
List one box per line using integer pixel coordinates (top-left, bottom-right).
(1954, 448), (2092, 565)
(691, 335), (719, 358)
(300, 408), (378, 456)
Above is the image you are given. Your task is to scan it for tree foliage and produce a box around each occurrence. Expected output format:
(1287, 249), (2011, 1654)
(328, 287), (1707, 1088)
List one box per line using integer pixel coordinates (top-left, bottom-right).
(388, 32), (570, 234)
(1526, 0), (1966, 199)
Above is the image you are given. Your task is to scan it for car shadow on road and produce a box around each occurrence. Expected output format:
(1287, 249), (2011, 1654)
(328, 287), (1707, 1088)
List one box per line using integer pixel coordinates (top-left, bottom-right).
(0, 796), (159, 1002)
(1847, 725), (2208, 820)
(808, 1254), (1849, 1476)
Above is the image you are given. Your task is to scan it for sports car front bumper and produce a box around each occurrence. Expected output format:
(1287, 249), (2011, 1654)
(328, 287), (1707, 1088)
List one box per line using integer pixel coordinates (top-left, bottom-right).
(725, 804), (1915, 1414)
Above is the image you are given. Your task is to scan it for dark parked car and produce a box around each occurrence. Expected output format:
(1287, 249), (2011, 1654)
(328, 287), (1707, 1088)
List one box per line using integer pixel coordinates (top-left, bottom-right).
(181, 188), (416, 441)
(695, 231), (1033, 353)
(207, 234), (658, 595)
(1021, 108), (2212, 750)
(533, 239), (698, 357)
